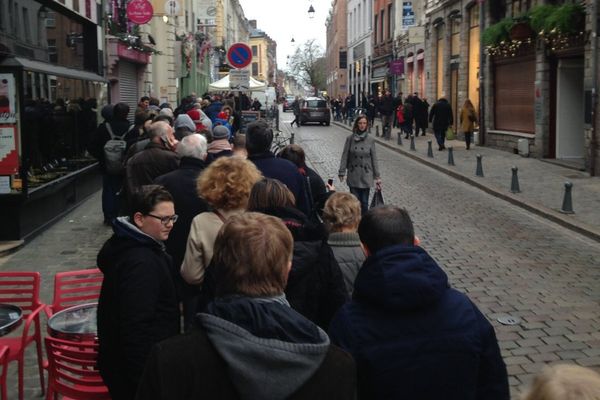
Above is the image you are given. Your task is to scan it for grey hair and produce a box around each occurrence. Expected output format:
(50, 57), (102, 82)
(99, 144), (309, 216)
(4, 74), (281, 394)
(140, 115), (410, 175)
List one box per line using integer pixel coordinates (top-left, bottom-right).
(148, 120), (171, 140)
(177, 134), (208, 160)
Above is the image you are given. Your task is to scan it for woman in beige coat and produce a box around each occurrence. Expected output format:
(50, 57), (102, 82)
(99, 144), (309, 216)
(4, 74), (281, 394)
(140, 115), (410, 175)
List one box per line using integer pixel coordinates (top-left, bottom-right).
(180, 157), (262, 288)
(459, 99), (478, 150)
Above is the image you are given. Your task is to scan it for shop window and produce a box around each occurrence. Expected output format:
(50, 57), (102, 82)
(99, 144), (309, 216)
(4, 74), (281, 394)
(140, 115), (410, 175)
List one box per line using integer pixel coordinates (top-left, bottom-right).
(22, 7), (31, 43)
(494, 60), (535, 133)
(436, 26), (444, 99)
(0, 0), (4, 32)
(468, 4), (480, 111)
(46, 11), (56, 27)
(48, 39), (58, 63)
(387, 4), (392, 40)
(374, 15), (378, 44)
(451, 17), (460, 57)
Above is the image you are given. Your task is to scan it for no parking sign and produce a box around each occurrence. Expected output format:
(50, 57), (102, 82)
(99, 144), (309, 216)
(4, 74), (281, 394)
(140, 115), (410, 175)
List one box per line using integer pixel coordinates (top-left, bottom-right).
(227, 43), (252, 69)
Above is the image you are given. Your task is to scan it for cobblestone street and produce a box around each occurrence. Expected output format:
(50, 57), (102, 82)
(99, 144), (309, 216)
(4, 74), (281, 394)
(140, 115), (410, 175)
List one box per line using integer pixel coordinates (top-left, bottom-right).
(283, 115), (600, 399)
(0, 116), (599, 398)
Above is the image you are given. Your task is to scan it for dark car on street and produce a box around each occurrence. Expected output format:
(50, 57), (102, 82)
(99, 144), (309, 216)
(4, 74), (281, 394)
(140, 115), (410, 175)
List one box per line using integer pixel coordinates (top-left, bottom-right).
(283, 96), (295, 112)
(299, 97), (331, 126)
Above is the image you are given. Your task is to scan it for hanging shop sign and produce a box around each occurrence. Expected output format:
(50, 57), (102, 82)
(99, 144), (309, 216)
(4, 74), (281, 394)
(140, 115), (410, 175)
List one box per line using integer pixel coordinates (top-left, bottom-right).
(127, 0), (154, 25)
(0, 74), (17, 124)
(390, 59), (405, 75)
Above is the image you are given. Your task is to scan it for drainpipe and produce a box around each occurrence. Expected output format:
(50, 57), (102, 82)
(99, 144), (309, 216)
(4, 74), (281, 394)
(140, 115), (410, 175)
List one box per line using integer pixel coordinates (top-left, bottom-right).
(590, 0), (598, 176)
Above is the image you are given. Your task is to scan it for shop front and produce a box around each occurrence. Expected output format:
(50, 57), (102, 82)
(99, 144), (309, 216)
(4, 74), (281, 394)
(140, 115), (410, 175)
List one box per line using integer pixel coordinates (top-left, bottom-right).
(0, 61), (107, 240)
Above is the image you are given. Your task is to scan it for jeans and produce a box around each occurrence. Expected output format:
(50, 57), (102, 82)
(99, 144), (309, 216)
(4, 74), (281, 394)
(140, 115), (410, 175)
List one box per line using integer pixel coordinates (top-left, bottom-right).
(415, 122), (427, 136)
(434, 128), (446, 148)
(102, 173), (123, 222)
(403, 122), (413, 137)
(349, 186), (370, 216)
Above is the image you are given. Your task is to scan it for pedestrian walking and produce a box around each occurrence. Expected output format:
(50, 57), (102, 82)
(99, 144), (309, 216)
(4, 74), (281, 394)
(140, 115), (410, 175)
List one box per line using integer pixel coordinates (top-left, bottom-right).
(329, 206), (510, 400)
(135, 212), (356, 400)
(428, 97), (453, 150)
(291, 96), (301, 127)
(377, 91), (394, 139)
(413, 93), (429, 136)
(460, 99), (478, 150)
(97, 185), (181, 400)
(338, 115), (382, 216)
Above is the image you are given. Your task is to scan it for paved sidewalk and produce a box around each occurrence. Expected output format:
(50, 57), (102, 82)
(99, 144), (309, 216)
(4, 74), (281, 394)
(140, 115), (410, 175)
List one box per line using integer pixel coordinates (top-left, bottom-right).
(333, 119), (600, 241)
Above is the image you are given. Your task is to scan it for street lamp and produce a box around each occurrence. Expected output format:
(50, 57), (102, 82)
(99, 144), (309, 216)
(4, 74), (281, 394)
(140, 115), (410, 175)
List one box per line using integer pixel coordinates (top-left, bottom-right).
(308, 5), (315, 19)
(291, 37), (295, 44)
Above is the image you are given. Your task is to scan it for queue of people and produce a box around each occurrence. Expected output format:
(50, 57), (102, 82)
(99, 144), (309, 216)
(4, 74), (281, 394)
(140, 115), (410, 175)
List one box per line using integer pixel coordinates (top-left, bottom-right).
(88, 107), (593, 400)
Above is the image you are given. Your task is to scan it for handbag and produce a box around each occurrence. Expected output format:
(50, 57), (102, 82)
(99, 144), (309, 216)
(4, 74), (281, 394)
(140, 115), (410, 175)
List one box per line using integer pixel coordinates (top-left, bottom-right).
(369, 188), (385, 209)
(446, 127), (455, 140)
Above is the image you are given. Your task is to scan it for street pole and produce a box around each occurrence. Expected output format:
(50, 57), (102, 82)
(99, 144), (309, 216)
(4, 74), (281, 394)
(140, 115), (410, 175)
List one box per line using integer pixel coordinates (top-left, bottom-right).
(590, 0), (598, 176)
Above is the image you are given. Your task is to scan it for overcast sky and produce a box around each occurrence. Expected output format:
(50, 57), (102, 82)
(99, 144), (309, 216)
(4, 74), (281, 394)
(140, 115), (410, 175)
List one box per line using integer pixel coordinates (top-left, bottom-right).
(237, 0), (327, 70)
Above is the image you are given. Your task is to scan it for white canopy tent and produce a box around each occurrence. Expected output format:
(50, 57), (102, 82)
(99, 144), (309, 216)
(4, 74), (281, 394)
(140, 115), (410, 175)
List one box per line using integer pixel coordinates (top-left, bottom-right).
(208, 74), (267, 92)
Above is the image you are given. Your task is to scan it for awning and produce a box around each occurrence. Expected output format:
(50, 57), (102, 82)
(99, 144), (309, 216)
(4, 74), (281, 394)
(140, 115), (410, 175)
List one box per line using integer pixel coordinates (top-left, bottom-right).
(370, 77), (386, 84)
(208, 74), (267, 92)
(0, 57), (107, 82)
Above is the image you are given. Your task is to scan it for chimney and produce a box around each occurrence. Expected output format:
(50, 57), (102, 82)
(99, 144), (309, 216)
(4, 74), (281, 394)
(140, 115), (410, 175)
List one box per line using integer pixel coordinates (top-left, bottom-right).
(249, 20), (257, 29)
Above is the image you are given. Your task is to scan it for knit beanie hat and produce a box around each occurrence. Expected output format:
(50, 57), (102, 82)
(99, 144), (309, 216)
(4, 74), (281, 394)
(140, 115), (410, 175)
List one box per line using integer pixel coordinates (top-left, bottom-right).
(174, 114), (196, 132)
(212, 125), (230, 140)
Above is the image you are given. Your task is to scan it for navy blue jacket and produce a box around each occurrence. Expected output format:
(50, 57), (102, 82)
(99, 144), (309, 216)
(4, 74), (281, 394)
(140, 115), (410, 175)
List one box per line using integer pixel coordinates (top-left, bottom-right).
(248, 152), (310, 215)
(329, 245), (509, 400)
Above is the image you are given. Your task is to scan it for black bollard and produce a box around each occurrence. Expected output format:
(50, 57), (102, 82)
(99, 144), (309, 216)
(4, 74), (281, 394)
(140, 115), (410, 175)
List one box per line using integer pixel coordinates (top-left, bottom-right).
(475, 154), (484, 177)
(427, 140), (434, 158)
(447, 146), (455, 165)
(290, 132), (295, 144)
(410, 135), (416, 151)
(560, 181), (574, 214)
(375, 125), (380, 137)
(510, 166), (521, 193)
(397, 131), (403, 146)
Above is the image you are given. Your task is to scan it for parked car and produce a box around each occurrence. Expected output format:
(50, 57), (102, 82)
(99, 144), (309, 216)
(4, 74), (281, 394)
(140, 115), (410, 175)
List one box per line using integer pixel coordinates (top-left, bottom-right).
(299, 97), (330, 126)
(283, 96), (295, 112)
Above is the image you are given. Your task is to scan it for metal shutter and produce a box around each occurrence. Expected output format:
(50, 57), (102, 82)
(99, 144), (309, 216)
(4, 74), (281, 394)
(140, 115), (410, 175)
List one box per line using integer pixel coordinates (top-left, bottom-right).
(494, 60), (535, 133)
(118, 61), (139, 122)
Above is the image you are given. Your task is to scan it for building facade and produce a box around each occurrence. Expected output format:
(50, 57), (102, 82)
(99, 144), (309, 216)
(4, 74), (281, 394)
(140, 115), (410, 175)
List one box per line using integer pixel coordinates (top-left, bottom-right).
(325, 0), (348, 100)
(249, 20), (276, 85)
(371, 0), (395, 96)
(346, 0), (373, 105)
(394, 0), (427, 98)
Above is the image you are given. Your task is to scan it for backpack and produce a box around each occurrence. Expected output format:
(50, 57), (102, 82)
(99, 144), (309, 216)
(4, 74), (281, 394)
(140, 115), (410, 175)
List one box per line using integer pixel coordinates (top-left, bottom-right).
(103, 123), (128, 174)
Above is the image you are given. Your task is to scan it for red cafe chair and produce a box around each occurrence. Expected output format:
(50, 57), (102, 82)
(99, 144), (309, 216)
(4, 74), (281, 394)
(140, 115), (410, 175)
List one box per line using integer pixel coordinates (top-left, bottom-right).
(0, 272), (45, 400)
(44, 336), (110, 400)
(0, 345), (9, 400)
(45, 268), (103, 317)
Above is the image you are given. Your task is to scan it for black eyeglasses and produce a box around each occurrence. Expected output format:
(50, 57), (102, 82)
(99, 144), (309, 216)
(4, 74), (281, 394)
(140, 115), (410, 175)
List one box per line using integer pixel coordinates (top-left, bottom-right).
(146, 214), (178, 225)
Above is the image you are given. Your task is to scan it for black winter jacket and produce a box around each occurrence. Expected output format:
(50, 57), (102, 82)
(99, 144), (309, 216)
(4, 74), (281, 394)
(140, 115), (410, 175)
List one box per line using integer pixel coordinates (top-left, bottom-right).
(124, 141), (179, 197)
(429, 98), (454, 131)
(97, 217), (180, 400)
(255, 206), (348, 330)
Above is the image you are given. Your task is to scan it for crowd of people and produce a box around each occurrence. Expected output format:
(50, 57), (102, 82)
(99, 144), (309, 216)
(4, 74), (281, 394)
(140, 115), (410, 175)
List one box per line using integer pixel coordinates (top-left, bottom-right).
(330, 91), (480, 152)
(88, 95), (598, 400)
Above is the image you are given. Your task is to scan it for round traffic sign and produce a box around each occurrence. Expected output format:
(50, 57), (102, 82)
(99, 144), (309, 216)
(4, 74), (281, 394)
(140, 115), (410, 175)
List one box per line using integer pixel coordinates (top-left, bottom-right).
(227, 43), (252, 69)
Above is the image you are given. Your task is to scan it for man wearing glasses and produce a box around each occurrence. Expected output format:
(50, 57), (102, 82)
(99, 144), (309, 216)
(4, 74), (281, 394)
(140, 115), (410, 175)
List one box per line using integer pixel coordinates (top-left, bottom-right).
(97, 185), (181, 400)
